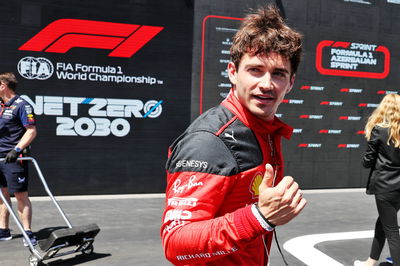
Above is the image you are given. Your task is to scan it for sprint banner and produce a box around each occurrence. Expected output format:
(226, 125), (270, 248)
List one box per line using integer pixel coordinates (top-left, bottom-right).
(192, 0), (400, 189)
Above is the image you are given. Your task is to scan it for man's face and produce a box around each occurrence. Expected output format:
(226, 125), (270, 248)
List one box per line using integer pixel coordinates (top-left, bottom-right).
(228, 52), (295, 121)
(0, 82), (6, 96)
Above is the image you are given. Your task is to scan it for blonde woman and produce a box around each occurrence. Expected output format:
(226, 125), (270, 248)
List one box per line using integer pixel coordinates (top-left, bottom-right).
(355, 94), (400, 266)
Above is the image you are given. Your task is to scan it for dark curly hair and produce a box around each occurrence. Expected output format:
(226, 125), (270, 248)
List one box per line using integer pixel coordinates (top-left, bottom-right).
(230, 4), (303, 76)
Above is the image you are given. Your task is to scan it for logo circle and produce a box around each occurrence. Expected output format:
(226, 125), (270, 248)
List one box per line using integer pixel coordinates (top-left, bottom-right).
(17, 56), (54, 80)
(144, 100), (163, 118)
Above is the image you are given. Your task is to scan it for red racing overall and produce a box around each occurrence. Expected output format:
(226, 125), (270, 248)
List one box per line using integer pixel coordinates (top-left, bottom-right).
(161, 91), (293, 265)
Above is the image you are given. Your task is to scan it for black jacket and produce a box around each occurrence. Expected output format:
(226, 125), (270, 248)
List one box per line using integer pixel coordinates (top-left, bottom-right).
(363, 126), (400, 194)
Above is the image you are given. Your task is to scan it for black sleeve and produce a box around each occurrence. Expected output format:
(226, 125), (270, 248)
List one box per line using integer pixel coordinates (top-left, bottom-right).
(362, 127), (380, 168)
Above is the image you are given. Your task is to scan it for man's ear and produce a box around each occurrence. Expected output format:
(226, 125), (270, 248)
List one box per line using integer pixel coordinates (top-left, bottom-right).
(286, 73), (296, 94)
(227, 62), (237, 86)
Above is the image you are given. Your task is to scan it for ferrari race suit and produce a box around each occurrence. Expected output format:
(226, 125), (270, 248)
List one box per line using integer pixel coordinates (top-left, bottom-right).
(161, 91), (293, 265)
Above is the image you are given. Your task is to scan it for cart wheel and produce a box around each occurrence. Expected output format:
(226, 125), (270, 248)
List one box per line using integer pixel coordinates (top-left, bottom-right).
(82, 244), (94, 255)
(29, 254), (40, 266)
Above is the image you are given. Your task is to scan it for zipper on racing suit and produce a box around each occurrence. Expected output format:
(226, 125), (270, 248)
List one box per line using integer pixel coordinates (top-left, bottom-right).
(268, 134), (277, 186)
(265, 134), (290, 266)
(262, 134), (277, 266)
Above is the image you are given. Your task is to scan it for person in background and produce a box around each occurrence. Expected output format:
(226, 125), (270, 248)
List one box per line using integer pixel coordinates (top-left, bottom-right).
(0, 72), (37, 246)
(355, 94), (400, 266)
(161, 4), (307, 265)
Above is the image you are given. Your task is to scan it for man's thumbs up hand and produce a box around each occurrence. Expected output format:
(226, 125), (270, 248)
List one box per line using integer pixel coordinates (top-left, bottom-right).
(257, 164), (307, 227)
(259, 163), (275, 189)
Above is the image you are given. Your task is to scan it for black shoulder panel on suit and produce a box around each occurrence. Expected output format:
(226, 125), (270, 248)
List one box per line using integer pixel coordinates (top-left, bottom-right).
(166, 105), (263, 176)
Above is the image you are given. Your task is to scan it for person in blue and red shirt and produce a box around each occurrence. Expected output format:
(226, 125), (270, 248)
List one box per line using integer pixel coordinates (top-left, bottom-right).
(0, 72), (37, 246)
(161, 5), (307, 265)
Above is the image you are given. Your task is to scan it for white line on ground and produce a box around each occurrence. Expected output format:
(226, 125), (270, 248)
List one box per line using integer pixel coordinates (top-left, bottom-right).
(283, 230), (374, 266)
(25, 193), (166, 202)
(302, 188), (365, 194)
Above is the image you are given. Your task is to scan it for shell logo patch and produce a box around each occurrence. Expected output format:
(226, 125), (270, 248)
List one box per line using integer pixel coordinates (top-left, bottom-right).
(250, 172), (263, 199)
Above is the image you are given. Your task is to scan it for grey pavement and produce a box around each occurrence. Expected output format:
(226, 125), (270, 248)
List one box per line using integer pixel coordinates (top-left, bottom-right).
(0, 190), (394, 266)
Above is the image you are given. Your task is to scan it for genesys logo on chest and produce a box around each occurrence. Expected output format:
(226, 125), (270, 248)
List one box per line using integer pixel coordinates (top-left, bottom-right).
(17, 19), (165, 84)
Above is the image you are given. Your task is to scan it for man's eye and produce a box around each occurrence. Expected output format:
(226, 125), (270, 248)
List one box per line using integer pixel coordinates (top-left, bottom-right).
(274, 72), (286, 77)
(249, 68), (261, 73)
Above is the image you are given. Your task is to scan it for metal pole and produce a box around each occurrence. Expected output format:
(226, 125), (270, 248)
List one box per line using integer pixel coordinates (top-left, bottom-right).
(0, 157), (73, 228)
(0, 186), (42, 258)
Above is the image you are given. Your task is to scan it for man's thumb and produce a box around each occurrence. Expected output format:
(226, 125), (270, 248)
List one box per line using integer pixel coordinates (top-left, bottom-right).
(261, 164), (275, 188)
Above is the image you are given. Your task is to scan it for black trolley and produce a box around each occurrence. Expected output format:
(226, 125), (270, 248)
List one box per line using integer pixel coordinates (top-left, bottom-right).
(0, 157), (100, 266)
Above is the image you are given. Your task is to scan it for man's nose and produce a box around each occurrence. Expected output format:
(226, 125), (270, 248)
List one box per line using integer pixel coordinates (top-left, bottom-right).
(259, 73), (273, 90)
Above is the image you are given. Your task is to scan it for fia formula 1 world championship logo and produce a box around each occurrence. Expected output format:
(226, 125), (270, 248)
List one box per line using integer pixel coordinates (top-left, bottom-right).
(18, 19), (164, 58)
(17, 56), (54, 80)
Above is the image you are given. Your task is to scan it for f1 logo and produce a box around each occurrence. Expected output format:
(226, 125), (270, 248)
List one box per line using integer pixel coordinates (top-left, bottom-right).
(19, 19), (164, 58)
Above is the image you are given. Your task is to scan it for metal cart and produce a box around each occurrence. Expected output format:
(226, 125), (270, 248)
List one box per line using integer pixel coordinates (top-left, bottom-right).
(0, 157), (100, 266)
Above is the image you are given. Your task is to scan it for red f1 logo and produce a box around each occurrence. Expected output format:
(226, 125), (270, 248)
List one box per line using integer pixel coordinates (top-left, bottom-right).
(19, 19), (164, 58)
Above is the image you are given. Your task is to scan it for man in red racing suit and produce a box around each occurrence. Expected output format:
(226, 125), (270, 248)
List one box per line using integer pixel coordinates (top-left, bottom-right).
(161, 5), (307, 265)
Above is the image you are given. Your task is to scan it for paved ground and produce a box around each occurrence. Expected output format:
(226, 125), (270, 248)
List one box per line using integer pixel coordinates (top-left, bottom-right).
(0, 190), (395, 266)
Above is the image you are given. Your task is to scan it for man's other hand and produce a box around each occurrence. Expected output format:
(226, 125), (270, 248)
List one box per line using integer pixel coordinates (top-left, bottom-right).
(5, 150), (19, 163)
